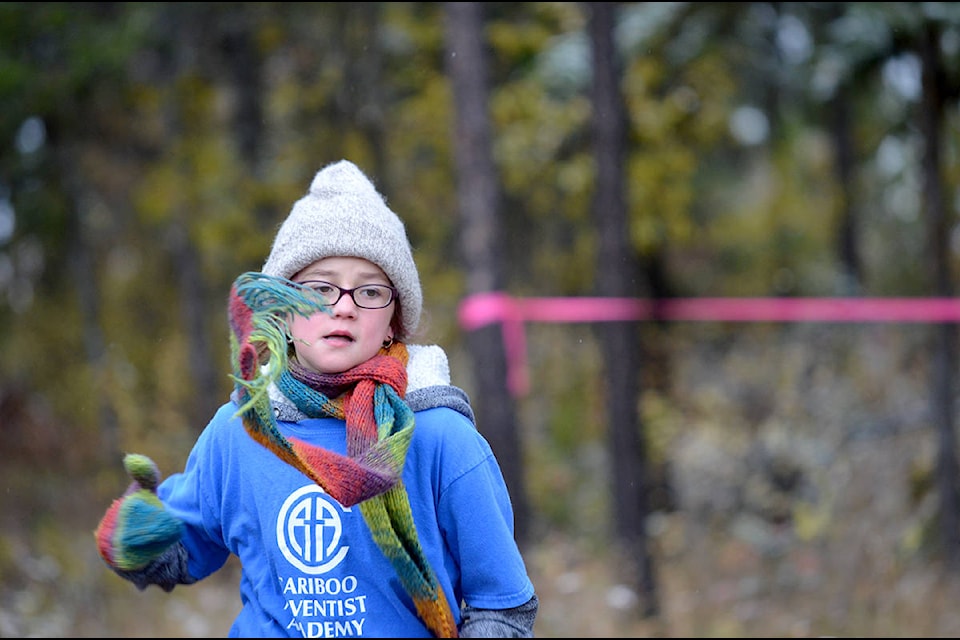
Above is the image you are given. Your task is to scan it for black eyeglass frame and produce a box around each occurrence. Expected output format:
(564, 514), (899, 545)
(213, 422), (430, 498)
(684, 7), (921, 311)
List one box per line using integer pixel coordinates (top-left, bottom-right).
(293, 279), (398, 310)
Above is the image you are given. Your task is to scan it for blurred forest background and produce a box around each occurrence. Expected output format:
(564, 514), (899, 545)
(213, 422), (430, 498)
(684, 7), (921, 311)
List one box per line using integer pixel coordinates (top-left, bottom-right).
(2, 1), (960, 637)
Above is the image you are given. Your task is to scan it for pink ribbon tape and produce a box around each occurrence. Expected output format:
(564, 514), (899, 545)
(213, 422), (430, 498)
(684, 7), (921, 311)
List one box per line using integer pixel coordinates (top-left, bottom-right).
(458, 293), (960, 396)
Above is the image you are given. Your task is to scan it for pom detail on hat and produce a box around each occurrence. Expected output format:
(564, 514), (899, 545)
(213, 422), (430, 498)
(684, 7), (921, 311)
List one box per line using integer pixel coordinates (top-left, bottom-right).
(261, 160), (422, 340)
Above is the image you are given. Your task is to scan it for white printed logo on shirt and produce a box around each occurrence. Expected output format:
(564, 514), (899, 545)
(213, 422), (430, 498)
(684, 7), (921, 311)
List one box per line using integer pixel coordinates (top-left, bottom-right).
(277, 484), (350, 574)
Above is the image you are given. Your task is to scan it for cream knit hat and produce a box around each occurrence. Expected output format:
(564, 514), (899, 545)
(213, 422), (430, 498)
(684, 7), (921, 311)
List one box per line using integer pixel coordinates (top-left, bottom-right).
(261, 160), (422, 339)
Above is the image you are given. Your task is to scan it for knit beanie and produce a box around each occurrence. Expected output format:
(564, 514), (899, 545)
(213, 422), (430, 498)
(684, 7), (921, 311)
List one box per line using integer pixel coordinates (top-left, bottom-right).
(261, 160), (422, 340)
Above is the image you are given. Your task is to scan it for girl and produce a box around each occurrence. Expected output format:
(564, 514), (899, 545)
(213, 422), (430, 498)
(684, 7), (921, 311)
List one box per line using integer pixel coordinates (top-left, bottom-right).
(95, 160), (538, 638)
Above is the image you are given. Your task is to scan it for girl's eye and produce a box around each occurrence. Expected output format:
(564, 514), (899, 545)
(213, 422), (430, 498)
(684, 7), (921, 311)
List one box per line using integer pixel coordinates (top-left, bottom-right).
(358, 286), (384, 300)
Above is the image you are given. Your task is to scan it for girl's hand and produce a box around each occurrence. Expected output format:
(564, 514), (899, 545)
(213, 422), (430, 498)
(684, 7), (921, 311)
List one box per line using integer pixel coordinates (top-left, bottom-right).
(94, 454), (184, 571)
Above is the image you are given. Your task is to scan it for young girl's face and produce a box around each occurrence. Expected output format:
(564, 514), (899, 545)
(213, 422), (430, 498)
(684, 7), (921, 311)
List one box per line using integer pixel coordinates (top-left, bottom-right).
(288, 256), (396, 374)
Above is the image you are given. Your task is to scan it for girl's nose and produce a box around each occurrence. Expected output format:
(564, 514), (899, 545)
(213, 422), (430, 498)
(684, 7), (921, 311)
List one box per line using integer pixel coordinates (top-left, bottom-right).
(331, 293), (359, 316)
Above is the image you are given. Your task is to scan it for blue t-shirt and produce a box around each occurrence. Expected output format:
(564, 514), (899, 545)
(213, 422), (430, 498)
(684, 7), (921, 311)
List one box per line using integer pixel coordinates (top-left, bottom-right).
(157, 400), (535, 638)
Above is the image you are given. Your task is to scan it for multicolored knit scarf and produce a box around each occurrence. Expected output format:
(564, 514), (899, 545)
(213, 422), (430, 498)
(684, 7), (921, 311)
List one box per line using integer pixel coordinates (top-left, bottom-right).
(228, 272), (458, 638)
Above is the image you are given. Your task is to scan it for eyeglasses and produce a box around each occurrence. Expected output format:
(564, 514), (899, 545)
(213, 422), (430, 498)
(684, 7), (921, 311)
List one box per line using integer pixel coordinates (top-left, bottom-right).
(294, 280), (397, 309)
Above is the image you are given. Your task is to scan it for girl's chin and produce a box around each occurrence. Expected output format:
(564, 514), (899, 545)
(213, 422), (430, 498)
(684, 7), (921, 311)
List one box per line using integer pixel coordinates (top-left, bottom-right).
(299, 353), (373, 374)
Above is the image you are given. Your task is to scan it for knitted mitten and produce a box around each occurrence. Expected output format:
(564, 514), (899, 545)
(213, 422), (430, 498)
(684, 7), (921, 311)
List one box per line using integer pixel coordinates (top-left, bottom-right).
(94, 453), (184, 572)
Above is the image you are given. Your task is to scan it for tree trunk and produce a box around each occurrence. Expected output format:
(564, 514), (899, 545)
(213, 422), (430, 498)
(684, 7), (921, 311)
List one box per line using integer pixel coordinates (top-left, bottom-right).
(443, 1), (530, 545)
(65, 180), (120, 459)
(168, 220), (219, 429)
(829, 82), (862, 295)
(169, 7), (226, 428)
(919, 19), (960, 570)
(221, 7), (265, 172)
(587, 1), (659, 617)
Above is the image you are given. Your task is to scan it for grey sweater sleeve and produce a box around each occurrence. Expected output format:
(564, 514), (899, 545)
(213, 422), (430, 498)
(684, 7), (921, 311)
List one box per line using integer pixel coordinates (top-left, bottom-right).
(110, 542), (196, 592)
(406, 383), (476, 424)
(459, 595), (539, 638)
